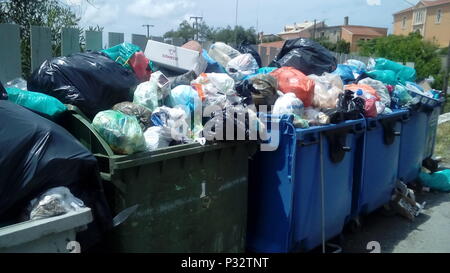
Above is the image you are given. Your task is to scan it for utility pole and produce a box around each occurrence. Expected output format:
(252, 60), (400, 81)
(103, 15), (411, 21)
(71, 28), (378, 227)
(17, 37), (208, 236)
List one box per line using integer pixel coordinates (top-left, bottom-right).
(313, 19), (317, 41)
(190, 16), (203, 41)
(142, 24), (154, 39)
(235, 0), (239, 46)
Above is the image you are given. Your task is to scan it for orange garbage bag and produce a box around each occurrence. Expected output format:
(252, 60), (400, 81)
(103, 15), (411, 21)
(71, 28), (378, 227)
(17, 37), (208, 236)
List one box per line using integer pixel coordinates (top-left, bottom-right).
(270, 67), (315, 107)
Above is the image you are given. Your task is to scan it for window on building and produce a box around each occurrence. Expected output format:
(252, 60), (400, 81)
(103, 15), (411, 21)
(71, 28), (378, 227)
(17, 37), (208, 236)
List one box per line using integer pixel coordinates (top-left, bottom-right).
(436, 9), (442, 24)
(402, 16), (407, 29)
(414, 9), (425, 25)
(321, 32), (325, 38)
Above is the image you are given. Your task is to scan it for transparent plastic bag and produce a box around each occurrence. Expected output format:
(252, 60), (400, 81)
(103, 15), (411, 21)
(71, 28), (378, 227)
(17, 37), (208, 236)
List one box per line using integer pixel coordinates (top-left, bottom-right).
(5, 77), (27, 90)
(133, 71), (170, 112)
(92, 110), (146, 155)
(358, 78), (391, 107)
(309, 73), (344, 109)
(151, 106), (191, 142)
(144, 126), (171, 151)
(273, 92), (308, 128)
(226, 53), (259, 81)
(112, 101), (153, 131)
(191, 73), (237, 109)
(303, 107), (330, 125)
(208, 42), (241, 68)
(29, 187), (85, 220)
(166, 85), (203, 136)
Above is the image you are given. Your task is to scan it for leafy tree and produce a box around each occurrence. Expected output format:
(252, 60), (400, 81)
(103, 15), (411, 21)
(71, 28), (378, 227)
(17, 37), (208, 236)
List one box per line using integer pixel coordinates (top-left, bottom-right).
(315, 38), (350, 54)
(164, 21), (257, 46)
(261, 35), (282, 43)
(359, 33), (444, 88)
(0, 0), (80, 77)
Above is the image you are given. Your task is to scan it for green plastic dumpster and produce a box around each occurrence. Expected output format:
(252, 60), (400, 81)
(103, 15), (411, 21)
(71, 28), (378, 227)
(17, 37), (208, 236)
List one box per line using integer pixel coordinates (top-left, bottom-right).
(61, 105), (255, 253)
(0, 208), (92, 253)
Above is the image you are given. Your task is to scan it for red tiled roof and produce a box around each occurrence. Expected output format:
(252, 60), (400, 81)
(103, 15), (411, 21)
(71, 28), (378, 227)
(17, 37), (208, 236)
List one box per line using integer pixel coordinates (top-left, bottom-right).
(258, 41), (285, 49)
(394, 0), (450, 15)
(342, 26), (388, 36)
(423, 0), (450, 7)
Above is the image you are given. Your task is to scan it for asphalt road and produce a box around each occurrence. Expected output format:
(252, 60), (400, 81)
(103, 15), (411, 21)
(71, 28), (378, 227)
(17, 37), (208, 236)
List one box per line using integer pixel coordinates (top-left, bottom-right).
(341, 190), (450, 253)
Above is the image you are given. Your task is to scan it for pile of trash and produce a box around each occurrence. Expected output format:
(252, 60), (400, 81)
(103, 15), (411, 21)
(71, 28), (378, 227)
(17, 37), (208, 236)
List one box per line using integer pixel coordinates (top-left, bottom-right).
(0, 37), (443, 229)
(3, 39), (443, 158)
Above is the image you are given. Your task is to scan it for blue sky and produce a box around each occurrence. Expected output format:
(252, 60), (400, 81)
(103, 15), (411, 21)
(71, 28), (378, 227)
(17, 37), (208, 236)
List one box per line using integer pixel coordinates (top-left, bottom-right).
(66, 0), (419, 40)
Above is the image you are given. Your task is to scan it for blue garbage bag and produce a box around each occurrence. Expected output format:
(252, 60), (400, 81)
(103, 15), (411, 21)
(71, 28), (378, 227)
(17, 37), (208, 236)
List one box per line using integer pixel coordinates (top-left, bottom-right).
(242, 67), (277, 81)
(419, 170), (450, 192)
(202, 49), (227, 73)
(333, 64), (355, 84)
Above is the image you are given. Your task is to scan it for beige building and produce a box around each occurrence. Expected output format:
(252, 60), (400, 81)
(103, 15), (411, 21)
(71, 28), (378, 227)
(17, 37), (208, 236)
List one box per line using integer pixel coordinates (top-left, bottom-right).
(393, 0), (450, 47)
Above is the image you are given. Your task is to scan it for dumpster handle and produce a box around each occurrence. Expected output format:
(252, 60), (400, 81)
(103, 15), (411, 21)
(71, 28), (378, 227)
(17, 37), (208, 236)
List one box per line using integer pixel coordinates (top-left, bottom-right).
(394, 131), (401, 136)
(342, 146), (351, 152)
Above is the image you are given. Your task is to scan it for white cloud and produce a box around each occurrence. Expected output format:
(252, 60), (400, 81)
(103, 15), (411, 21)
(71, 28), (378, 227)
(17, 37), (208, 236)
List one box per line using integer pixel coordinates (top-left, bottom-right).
(80, 2), (120, 26)
(126, 0), (196, 20)
(366, 0), (381, 6)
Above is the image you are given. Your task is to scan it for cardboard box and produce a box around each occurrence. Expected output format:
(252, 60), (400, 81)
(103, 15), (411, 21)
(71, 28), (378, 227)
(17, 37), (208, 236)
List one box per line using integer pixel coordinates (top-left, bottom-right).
(144, 40), (207, 76)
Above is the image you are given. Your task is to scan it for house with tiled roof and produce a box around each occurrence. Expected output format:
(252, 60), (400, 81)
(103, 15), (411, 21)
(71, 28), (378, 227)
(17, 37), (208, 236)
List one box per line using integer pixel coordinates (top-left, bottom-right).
(393, 0), (450, 47)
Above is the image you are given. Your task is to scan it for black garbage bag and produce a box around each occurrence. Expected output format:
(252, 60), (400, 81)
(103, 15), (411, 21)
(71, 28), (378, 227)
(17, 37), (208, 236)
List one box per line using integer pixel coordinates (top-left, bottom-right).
(235, 80), (254, 106)
(238, 42), (262, 68)
(0, 80), (7, 100)
(270, 38), (337, 76)
(112, 101), (153, 131)
(0, 100), (113, 248)
(202, 105), (266, 141)
(28, 52), (139, 119)
(168, 70), (197, 89)
(336, 90), (365, 121)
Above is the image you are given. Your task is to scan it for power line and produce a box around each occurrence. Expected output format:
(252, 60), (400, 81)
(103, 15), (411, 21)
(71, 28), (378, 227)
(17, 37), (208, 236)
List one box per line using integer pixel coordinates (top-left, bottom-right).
(190, 16), (203, 41)
(142, 24), (154, 39)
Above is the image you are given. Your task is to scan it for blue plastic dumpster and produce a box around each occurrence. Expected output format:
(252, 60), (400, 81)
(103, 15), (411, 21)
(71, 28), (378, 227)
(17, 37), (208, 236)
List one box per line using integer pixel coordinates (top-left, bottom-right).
(352, 110), (408, 217)
(247, 115), (365, 253)
(398, 97), (443, 184)
(397, 109), (428, 183)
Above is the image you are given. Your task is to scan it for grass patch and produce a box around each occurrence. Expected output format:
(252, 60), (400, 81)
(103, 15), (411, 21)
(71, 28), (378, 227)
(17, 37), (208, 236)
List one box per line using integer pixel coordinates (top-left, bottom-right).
(443, 95), (450, 114)
(435, 122), (450, 165)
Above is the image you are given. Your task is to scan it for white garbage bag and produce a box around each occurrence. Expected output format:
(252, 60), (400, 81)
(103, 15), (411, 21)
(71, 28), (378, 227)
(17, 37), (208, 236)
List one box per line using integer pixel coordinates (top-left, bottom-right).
(226, 53), (259, 81)
(208, 42), (241, 68)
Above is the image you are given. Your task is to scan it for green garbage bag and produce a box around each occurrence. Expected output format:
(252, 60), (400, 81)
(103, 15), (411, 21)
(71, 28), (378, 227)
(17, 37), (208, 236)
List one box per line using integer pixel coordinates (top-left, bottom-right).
(366, 70), (398, 85)
(101, 43), (142, 70)
(419, 169), (450, 192)
(92, 110), (146, 155)
(6, 87), (67, 118)
(374, 58), (416, 84)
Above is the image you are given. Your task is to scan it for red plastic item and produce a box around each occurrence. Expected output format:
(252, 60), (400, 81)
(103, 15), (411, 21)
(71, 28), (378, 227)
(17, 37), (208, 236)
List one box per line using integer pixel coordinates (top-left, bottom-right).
(129, 52), (152, 82)
(270, 67), (315, 107)
(364, 97), (378, 118)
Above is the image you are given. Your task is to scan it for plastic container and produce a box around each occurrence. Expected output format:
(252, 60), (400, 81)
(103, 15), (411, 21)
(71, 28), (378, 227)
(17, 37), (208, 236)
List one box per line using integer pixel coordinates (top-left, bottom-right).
(247, 115), (365, 252)
(0, 208), (92, 253)
(398, 98), (444, 184)
(61, 105), (255, 253)
(352, 110), (408, 217)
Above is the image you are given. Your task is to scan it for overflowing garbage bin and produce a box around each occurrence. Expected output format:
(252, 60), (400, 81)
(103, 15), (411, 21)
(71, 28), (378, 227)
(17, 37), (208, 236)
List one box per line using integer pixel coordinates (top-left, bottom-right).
(62, 105), (255, 253)
(352, 110), (408, 217)
(247, 115), (365, 252)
